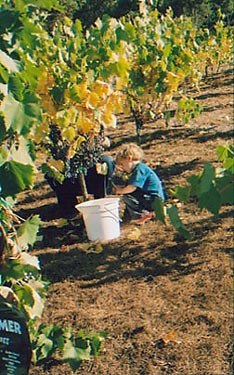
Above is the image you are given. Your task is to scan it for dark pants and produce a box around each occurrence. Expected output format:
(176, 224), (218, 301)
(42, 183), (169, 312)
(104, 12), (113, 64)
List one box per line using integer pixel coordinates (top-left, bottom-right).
(46, 155), (114, 212)
(123, 189), (159, 219)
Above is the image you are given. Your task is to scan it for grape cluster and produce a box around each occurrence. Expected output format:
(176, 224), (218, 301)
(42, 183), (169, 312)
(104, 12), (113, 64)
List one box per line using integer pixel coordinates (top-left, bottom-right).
(48, 123), (105, 178)
(66, 130), (105, 178)
(48, 123), (69, 162)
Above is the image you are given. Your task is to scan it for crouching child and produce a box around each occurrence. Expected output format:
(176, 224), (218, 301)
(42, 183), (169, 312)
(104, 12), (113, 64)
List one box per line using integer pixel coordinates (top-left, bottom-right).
(113, 143), (165, 224)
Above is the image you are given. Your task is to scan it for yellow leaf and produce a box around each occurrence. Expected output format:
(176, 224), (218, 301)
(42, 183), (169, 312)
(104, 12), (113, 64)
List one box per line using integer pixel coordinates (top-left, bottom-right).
(162, 331), (175, 344)
(74, 135), (86, 149)
(86, 92), (100, 109)
(77, 82), (89, 100)
(78, 117), (93, 133)
(101, 111), (117, 128)
(49, 159), (65, 172)
(41, 98), (57, 116)
(94, 244), (103, 253)
(57, 218), (69, 228)
(62, 126), (76, 141)
(127, 227), (141, 240)
(115, 76), (128, 90)
(85, 244), (103, 254)
(32, 120), (49, 143)
(93, 79), (111, 98)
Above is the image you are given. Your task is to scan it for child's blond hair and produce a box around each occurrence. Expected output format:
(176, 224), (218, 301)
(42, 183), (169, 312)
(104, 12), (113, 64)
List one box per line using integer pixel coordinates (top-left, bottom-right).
(115, 143), (144, 163)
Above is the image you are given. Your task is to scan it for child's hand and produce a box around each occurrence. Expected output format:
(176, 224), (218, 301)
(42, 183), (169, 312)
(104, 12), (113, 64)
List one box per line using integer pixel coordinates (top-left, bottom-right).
(112, 185), (118, 194)
(111, 183), (121, 195)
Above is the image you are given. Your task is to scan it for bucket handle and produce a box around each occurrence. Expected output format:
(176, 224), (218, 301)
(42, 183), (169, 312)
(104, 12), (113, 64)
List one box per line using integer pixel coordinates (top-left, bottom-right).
(104, 206), (122, 222)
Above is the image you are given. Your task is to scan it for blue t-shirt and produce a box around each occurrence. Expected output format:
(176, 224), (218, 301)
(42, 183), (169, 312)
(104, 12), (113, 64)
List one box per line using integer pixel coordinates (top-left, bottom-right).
(128, 162), (165, 200)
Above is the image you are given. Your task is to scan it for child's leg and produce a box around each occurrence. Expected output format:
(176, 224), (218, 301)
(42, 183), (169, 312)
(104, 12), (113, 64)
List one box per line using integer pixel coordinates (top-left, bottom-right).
(122, 189), (156, 220)
(123, 193), (149, 219)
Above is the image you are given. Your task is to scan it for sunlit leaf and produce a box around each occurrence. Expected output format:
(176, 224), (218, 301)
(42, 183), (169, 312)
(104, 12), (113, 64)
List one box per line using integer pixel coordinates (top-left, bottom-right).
(62, 126), (76, 141)
(19, 252), (40, 270)
(127, 227), (141, 240)
(86, 92), (100, 109)
(17, 215), (41, 248)
(11, 136), (34, 165)
(101, 111), (117, 128)
(62, 340), (91, 363)
(22, 284), (44, 319)
(0, 50), (20, 73)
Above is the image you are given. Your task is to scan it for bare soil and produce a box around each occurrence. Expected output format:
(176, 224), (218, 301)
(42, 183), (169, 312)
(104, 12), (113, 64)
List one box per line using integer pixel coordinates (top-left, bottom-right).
(16, 65), (233, 375)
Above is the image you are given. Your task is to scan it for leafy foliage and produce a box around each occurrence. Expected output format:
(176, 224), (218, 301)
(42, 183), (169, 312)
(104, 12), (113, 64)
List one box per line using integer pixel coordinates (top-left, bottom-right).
(172, 146), (234, 214)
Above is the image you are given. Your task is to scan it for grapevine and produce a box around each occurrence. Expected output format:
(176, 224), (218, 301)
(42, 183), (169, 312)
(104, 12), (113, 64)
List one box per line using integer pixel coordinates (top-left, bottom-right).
(48, 123), (69, 162)
(66, 130), (105, 178)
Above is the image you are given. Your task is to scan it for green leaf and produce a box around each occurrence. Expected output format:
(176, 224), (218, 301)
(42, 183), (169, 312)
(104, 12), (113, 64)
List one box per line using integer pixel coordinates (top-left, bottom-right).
(216, 145), (227, 162)
(17, 215), (41, 248)
(0, 65), (8, 83)
(167, 204), (191, 240)
(8, 74), (24, 101)
(36, 334), (54, 361)
(223, 157), (234, 173)
(0, 160), (34, 197)
(199, 162), (215, 195)
(0, 147), (8, 166)
(216, 174), (234, 204)
(41, 163), (64, 184)
(0, 9), (21, 33)
(1, 92), (41, 133)
(116, 23), (136, 43)
(12, 0), (63, 11)
(198, 187), (221, 215)
(0, 116), (6, 143)
(13, 282), (34, 307)
(1, 259), (26, 281)
(62, 340), (90, 370)
(187, 174), (200, 197)
(172, 185), (191, 202)
(24, 101), (41, 118)
(66, 359), (82, 372)
(152, 197), (166, 224)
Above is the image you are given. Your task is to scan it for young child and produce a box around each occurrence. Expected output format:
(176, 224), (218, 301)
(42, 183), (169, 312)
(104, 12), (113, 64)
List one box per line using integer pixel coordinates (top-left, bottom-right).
(113, 143), (165, 224)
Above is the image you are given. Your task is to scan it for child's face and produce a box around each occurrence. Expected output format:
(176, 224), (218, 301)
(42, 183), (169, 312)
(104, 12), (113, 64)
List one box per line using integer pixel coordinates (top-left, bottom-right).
(116, 158), (132, 173)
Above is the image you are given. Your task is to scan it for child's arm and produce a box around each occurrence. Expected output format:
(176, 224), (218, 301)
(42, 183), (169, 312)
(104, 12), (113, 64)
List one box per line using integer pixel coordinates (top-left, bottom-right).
(113, 184), (136, 195)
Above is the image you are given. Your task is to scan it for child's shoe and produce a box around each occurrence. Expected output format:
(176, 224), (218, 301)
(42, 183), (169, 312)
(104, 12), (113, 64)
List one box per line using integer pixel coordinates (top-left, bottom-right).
(131, 212), (155, 225)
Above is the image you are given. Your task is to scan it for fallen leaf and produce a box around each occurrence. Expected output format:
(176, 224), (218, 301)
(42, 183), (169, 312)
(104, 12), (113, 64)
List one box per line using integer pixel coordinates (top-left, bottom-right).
(57, 218), (69, 228)
(127, 227), (141, 240)
(85, 243), (103, 254)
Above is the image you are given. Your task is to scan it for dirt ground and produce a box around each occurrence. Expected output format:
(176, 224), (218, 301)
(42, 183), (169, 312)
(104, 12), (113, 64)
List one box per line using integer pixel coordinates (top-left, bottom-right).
(16, 65), (233, 375)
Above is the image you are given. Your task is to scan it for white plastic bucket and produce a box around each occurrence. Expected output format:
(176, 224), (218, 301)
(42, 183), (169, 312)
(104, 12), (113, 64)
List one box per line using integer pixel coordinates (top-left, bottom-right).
(76, 198), (120, 241)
